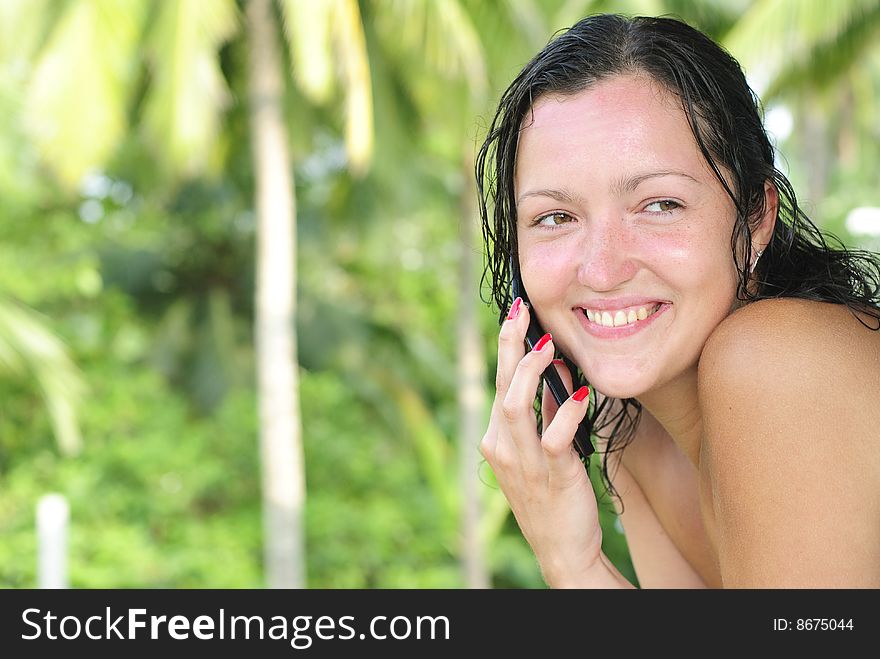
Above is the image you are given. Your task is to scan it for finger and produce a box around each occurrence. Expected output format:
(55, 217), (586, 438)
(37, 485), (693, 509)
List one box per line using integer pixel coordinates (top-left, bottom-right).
(541, 384), (592, 483)
(480, 398), (500, 461)
(502, 331), (555, 458)
(541, 359), (574, 431)
(485, 298), (531, 463)
(494, 297), (530, 399)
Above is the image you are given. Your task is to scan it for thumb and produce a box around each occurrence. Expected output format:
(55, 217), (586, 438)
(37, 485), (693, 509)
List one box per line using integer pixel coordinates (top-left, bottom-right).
(541, 359), (574, 431)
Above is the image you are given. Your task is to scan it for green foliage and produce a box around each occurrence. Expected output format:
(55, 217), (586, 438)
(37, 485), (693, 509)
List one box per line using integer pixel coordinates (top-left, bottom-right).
(0, 350), (470, 587)
(0, 338), (264, 588)
(302, 371), (460, 587)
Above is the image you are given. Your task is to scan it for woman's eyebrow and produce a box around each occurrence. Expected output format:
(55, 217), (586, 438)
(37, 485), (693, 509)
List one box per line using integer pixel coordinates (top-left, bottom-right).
(610, 169), (701, 194)
(516, 170), (701, 207)
(516, 187), (584, 206)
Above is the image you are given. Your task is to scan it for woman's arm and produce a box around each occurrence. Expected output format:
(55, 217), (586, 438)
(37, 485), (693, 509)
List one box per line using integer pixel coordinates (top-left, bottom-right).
(553, 461), (707, 588)
(554, 550), (637, 588)
(595, 394), (711, 588)
(608, 460), (710, 588)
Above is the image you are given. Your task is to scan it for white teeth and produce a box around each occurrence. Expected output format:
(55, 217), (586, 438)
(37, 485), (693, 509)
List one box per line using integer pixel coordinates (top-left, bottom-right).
(584, 303), (661, 328)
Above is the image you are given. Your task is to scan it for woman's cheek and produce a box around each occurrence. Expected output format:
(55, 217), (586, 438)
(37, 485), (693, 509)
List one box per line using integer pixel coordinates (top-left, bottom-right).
(640, 229), (712, 282)
(520, 241), (576, 300)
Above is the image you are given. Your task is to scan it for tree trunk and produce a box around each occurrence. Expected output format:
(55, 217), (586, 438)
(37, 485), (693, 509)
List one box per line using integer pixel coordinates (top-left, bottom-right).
(457, 148), (490, 588)
(247, 0), (305, 589)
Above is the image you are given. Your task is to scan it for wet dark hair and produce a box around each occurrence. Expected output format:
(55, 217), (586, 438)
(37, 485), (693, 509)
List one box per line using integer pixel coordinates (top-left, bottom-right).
(476, 14), (880, 500)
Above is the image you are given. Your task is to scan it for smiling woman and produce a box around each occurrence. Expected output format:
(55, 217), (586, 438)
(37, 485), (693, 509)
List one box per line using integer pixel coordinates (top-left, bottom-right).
(475, 14), (880, 588)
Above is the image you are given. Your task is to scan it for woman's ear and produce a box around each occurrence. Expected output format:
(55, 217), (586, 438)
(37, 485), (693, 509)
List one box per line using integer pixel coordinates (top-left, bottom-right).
(753, 180), (778, 251)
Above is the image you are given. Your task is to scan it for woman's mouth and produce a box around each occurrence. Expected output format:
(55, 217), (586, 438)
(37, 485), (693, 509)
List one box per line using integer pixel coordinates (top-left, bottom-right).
(583, 302), (662, 327)
(575, 302), (670, 338)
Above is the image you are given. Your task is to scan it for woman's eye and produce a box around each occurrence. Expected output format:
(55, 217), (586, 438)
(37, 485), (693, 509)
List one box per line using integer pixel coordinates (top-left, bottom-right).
(534, 212), (573, 228)
(644, 199), (681, 213)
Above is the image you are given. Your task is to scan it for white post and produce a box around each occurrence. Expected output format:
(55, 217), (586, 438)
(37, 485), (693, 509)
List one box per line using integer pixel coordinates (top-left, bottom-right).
(37, 493), (69, 589)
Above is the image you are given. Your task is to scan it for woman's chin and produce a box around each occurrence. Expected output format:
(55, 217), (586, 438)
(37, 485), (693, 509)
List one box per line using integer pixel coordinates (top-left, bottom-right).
(585, 376), (648, 400)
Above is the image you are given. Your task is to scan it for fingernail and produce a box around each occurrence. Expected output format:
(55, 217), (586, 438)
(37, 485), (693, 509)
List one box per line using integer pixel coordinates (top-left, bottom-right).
(533, 333), (552, 352)
(506, 297), (522, 321)
(572, 385), (590, 402)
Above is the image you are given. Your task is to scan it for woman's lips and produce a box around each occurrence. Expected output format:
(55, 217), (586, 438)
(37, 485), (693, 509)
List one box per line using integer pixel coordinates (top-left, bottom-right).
(576, 302), (671, 339)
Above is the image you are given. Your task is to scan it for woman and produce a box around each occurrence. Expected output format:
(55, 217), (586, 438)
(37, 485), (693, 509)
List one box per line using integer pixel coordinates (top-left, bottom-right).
(476, 14), (880, 588)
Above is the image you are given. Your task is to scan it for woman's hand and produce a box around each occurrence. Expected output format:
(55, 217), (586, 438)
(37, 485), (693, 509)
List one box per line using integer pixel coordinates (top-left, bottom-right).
(480, 299), (603, 587)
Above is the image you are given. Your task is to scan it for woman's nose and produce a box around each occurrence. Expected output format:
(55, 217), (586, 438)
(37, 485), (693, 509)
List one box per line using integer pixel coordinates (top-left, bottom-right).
(576, 219), (639, 291)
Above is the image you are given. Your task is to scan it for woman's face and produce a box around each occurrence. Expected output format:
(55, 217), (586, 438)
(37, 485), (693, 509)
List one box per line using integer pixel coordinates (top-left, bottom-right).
(514, 74), (740, 399)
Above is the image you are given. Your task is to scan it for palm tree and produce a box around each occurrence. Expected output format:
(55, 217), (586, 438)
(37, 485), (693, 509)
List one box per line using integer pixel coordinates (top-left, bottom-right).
(11, 0), (376, 588)
(247, 0), (305, 590)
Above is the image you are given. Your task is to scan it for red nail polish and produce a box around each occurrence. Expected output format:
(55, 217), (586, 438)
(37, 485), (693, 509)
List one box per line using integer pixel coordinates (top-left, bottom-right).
(506, 297), (522, 321)
(552, 359), (565, 366)
(573, 386), (590, 402)
(533, 333), (552, 352)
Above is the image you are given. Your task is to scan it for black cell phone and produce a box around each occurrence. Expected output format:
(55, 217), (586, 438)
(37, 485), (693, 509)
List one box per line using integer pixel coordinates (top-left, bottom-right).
(508, 259), (595, 461)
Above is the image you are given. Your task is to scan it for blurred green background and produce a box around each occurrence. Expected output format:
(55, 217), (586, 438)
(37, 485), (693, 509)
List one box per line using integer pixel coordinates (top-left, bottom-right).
(2, 0), (879, 588)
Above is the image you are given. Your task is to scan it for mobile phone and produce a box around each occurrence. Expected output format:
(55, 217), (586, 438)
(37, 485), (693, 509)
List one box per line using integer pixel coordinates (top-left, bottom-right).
(508, 259), (595, 461)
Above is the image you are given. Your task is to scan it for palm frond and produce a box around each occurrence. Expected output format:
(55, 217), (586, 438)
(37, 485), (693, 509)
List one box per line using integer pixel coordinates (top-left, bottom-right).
(142, 0), (239, 178)
(22, 0), (148, 188)
(0, 298), (86, 456)
(279, 0), (335, 104)
(723, 0), (880, 99)
(375, 0), (488, 100)
(281, 0), (373, 175)
(334, 0), (374, 175)
(765, 3), (880, 99)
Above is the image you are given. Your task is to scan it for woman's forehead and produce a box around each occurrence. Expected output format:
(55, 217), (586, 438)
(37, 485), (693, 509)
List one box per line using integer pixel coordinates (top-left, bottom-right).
(525, 74), (676, 123)
(515, 75), (714, 189)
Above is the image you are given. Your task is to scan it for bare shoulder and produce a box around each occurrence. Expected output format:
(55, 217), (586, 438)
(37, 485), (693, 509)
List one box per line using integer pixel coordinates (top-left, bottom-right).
(696, 298), (880, 586)
(698, 296), (880, 455)
(699, 297), (880, 396)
